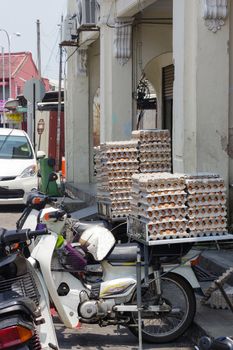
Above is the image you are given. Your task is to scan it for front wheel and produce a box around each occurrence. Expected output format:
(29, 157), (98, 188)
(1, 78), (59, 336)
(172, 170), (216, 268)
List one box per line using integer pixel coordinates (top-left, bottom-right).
(128, 272), (196, 343)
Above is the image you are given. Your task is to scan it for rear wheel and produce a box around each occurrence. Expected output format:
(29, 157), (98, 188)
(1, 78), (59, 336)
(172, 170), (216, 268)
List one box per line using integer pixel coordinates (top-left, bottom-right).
(128, 272), (196, 343)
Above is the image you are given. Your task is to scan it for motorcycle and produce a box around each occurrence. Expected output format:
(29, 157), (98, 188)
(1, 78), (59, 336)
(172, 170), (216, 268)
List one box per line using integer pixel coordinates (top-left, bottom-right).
(16, 196), (200, 345)
(0, 227), (58, 350)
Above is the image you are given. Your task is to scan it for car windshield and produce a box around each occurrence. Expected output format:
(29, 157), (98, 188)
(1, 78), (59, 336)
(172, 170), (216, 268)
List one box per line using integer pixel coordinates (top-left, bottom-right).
(0, 135), (33, 159)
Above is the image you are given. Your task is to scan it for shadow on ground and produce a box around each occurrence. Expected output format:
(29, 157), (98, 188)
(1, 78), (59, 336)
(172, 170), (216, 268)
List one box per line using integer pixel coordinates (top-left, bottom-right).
(54, 317), (193, 350)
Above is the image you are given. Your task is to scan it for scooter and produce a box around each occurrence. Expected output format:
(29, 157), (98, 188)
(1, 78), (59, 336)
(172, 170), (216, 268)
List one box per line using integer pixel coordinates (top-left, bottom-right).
(19, 199), (201, 345)
(0, 227), (56, 350)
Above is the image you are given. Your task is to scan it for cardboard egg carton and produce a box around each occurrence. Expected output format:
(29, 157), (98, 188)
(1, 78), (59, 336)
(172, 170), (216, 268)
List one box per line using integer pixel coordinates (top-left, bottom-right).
(188, 217), (227, 231)
(111, 201), (131, 211)
(102, 140), (139, 151)
(187, 193), (226, 207)
(149, 230), (190, 240)
(108, 179), (132, 190)
(106, 170), (138, 179)
(106, 161), (138, 171)
(188, 206), (227, 219)
(109, 191), (131, 201)
(185, 178), (226, 194)
(139, 162), (171, 173)
(136, 205), (187, 221)
(105, 149), (138, 156)
(139, 142), (171, 153)
(189, 228), (228, 237)
(106, 152), (138, 162)
(139, 152), (171, 162)
(132, 129), (170, 142)
(145, 219), (188, 232)
(111, 210), (131, 219)
(138, 191), (187, 205)
(132, 173), (185, 192)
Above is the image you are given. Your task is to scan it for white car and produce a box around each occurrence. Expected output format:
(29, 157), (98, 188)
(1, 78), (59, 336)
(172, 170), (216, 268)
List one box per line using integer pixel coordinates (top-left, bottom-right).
(0, 128), (45, 205)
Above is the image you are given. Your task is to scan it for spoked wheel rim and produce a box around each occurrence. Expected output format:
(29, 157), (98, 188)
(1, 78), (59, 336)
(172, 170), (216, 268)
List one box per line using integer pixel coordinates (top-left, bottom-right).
(130, 272), (195, 341)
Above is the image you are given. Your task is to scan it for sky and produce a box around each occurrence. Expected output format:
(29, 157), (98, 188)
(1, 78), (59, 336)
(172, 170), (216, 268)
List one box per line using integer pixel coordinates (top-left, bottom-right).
(0, 0), (67, 81)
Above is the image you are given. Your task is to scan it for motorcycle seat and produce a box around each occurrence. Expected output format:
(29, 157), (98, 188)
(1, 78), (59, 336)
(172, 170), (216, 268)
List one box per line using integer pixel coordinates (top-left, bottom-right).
(106, 243), (139, 263)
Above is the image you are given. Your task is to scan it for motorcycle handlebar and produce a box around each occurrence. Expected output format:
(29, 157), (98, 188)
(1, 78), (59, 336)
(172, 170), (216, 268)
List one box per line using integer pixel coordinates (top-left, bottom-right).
(1, 228), (50, 245)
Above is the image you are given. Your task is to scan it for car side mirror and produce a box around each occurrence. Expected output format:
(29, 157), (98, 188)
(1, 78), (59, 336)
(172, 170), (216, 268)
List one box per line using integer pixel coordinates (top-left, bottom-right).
(37, 150), (46, 160)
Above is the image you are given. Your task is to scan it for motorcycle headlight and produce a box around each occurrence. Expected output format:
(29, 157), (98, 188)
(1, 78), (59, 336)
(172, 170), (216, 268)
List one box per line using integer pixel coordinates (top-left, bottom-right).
(20, 165), (37, 178)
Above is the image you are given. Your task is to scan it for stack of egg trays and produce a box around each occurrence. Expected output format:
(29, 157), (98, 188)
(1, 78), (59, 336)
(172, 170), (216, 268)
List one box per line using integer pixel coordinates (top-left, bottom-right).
(132, 129), (172, 173)
(185, 174), (228, 236)
(96, 141), (139, 219)
(130, 172), (189, 241)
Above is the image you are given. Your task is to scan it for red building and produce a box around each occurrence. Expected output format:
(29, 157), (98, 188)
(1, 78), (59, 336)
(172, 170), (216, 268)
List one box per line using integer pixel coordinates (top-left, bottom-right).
(0, 52), (49, 126)
(0, 52), (49, 99)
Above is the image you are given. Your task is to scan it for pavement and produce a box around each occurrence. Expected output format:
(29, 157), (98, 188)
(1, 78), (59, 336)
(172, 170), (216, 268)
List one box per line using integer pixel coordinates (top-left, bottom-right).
(55, 317), (193, 350)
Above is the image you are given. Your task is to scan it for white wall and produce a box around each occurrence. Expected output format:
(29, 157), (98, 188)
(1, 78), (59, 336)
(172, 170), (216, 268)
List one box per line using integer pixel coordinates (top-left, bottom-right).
(173, 0), (229, 186)
(228, 2), (233, 222)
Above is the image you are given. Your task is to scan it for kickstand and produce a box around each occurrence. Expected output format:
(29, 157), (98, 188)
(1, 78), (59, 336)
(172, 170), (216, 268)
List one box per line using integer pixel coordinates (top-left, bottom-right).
(136, 248), (143, 350)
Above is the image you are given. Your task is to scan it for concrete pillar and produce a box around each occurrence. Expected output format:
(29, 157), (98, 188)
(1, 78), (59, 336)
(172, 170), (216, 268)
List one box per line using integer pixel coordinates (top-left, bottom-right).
(100, 0), (133, 142)
(228, 3), (233, 222)
(65, 48), (89, 183)
(173, 0), (229, 185)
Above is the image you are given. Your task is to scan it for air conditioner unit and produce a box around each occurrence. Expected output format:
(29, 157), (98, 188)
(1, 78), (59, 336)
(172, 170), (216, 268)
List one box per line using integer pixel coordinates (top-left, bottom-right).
(76, 0), (99, 29)
(62, 15), (77, 43)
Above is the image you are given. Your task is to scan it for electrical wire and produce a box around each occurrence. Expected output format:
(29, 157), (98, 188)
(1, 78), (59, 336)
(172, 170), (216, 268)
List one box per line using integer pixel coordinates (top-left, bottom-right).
(65, 47), (79, 62)
(42, 31), (60, 76)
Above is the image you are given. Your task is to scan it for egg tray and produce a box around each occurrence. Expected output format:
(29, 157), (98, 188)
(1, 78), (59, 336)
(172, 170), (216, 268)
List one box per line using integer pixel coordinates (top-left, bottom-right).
(188, 229), (229, 237)
(97, 200), (130, 222)
(185, 178), (226, 194)
(139, 153), (171, 162)
(105, 161), (139, 171)
(131, 205), (187, 221)
(127, 215), (189, 241)
(188, 217), (227, 231)
(187, 193), (226, 207)
(188, 206), (227, 219)
(139, 163), (171, 173)
(139, 142), (171, 153)
(132, 129), (170, 142)
(132, 173), (185, 191)
(101, 140), (139, 151)
(136, 191), (187, 206)
(108, 191), (132, 201)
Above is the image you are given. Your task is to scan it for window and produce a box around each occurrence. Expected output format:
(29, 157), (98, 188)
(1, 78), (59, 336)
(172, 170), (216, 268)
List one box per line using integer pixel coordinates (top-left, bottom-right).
(0, 135), (33, 159)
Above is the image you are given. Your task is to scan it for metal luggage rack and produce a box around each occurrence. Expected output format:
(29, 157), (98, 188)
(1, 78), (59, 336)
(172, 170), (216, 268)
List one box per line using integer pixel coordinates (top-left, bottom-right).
(97, 200), (128, 223)
(127, 215), (233, 246)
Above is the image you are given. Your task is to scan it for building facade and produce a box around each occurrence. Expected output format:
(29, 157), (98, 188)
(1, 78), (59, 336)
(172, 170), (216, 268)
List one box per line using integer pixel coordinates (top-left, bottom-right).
(64, 0), (233, 221)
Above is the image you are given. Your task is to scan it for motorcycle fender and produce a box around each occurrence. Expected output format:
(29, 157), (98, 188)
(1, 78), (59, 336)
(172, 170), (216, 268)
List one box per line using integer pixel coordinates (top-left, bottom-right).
(30, 233), (80, 329)
(27, 258), (58, 349)
(164, 265), (200, 289)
